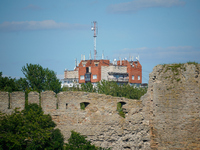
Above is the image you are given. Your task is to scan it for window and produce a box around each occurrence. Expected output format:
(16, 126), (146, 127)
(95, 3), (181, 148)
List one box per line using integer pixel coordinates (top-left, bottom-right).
(80, 102), (90, 110)
(117, 102), (127, 118)
(86, 67), (89, 73)
(138, 76), (140, 80)
(132, 75), (134, 80)
(93, 75), (97, 79)
(66, 103), (68, 109)
(80, 75), (84, 80)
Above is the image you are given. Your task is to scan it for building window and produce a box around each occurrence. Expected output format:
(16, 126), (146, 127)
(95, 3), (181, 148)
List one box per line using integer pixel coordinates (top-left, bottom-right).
(132, 75), (134, 80)
(138, 76), (140, 80)
(93, 75), (97, 79)
(80, 75), (84, 80)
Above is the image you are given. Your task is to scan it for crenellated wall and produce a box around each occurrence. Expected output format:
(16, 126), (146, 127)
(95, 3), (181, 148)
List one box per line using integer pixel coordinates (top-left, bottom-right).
(0, 90), (150, 149)
(0, 63), (199, 150)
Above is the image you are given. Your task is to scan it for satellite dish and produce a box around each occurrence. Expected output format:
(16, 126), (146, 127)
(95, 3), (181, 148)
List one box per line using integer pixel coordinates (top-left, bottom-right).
(91, 27), (94, 30)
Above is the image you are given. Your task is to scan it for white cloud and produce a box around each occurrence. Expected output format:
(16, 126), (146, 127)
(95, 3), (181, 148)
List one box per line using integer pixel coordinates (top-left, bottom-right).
(107, 0), (185, 14)
(0, 20), (89, 32)
(114, 46), (200, 63)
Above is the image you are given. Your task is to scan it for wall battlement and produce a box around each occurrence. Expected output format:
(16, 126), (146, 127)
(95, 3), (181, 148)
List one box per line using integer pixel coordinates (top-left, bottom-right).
(0, 63), (200, 150)
(0, 90), (149, 149)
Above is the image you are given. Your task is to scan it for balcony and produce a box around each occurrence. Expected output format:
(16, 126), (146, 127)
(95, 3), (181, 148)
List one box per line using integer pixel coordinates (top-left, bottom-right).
(85, 73), (91, 82)
(108, 76), (129, 82)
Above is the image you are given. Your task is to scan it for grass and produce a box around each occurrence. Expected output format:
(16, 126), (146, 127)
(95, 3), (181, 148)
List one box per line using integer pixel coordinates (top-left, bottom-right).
(161, 62), (199, 84)
(117, 102), (125, 118)
(80, 102), (85, 110)
(187, 61), (199, 65)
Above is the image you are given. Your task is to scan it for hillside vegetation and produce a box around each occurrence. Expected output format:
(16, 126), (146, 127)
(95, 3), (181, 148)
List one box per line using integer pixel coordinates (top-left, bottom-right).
(63, 80), (147, 100)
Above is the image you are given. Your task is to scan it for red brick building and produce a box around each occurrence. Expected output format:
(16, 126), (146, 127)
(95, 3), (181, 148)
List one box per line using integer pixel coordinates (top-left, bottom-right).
(77, 60), (110, 83)
(63, 59), (142, 87)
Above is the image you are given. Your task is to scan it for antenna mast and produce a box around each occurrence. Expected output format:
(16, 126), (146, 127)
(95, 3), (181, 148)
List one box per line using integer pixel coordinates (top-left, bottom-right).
(91, 21), (97, 60)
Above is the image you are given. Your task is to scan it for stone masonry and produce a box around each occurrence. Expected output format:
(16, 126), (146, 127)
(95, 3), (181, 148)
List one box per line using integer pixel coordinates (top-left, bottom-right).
(142, 63), (200, 149)
(55, 92), (150, 149)
(0, 63), (199, 150)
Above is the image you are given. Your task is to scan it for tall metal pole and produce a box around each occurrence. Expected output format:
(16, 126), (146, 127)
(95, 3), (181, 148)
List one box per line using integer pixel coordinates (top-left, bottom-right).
(91, 21), (97, 60)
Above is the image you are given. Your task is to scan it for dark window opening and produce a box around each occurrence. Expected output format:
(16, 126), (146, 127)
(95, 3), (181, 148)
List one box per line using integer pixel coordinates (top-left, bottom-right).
(119, 101), (126, 107)
(86, 67), (89, 73)
(80, 102), (90, 110)
(66, 103), (68, 109)
(124, 146), (131, 149)
(117, 102), (127, 118)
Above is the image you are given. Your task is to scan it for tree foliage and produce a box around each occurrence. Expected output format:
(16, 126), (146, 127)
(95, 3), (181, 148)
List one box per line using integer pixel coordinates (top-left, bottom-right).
(1, 63), (61, 94)
(22, 63), (61, 93)
(0, 72), (19, 92)
(65, 131), (111, 150)
(97, 80), (147, 99)
(64, 80), (147, 100)
(0, 103), (64, 150)
(81, 82), (96, 93)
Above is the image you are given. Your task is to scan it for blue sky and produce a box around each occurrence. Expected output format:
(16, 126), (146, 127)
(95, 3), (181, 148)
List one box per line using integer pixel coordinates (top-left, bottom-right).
(0, 0), (200, 83)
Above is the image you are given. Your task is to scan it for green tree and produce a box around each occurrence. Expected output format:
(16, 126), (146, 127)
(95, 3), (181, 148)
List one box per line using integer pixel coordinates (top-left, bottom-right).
(0, 103), (64, 150)
(0, 72), (19, 92)
(21, 63), (61, 93)
(15, 77), (30, 92)
(97, 80), (147, 100)
(65, 131), (111, 150)
(81, 82), (95, 92)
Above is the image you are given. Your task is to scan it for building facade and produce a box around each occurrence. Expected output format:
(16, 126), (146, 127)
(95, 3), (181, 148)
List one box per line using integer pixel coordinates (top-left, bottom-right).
(62, 59), (142, 87)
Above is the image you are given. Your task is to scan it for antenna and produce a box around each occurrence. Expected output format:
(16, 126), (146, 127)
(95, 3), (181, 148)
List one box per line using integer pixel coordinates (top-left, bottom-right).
(75, 58), (77, 67)
(113, 59), (117, 65)
(91, 21), (98, 60)
(136, 55), (139, 61)
(89, 51), (92, 60)
(119, 57), (122, 65)
(102, 51), (104, 59)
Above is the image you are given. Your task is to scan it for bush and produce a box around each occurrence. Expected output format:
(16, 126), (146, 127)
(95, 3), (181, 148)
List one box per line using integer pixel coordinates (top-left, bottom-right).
(0, 103), (64, 150)
(65, 131), (111, 150)
(117, 102), (125, 118)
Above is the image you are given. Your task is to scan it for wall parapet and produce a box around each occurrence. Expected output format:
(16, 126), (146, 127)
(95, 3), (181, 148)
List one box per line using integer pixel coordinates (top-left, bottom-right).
(0, 90), (150, 149)
(1, 63), (199, 149)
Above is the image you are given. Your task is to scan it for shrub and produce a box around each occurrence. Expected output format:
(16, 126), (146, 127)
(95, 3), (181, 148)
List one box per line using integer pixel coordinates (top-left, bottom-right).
(117, 102), (125, 118)
(0, 103), (64, 150)
(65, 131), (111, 150)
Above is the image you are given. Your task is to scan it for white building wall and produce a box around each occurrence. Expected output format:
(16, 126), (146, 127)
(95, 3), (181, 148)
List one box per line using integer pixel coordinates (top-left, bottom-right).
(64, 70), (78, 79)
(101, 65), (127, 81)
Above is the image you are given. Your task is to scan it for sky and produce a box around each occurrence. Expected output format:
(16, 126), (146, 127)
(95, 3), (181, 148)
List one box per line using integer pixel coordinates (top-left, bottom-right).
(0, 0), (200, 83)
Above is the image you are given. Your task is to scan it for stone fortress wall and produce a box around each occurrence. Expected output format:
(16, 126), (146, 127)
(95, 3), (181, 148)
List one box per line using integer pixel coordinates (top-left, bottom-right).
(142, 63), (200, 150)
(0, 91), (149, 149)
(0, 63), (200, 150)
